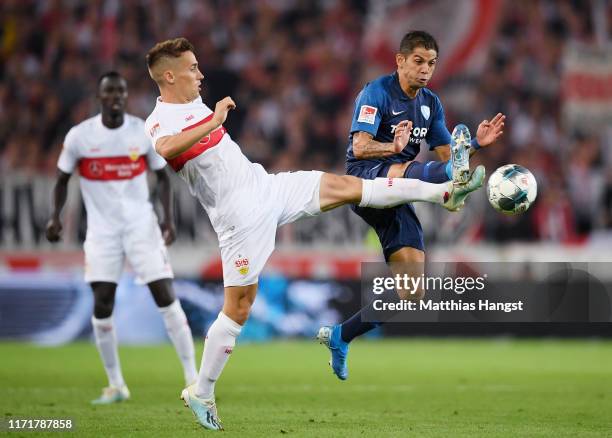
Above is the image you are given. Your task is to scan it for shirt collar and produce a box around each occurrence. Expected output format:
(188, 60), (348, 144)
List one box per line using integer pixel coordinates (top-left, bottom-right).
(156, 96), (203, 107)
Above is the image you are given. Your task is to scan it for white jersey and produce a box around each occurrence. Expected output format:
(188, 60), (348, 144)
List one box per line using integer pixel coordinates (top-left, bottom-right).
(144, 96), (270, 245)
(58, 113), (167, 236)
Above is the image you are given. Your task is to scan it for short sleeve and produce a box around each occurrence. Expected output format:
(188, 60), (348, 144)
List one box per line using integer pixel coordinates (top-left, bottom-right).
(145, 115), (177, 152)
(135, 116), (165, 170)
(146, 141), (167, 170)
(426, 95), (451, 150)
(349, 83), (385, 137)
(57, 127), (80, 173)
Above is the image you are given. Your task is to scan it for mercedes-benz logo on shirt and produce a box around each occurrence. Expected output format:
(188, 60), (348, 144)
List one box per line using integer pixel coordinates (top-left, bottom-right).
(89, 160), (103, 177)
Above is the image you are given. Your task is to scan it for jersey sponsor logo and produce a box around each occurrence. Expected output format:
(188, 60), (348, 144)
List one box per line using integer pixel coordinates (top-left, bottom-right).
(420, 105), (431, 120)
(391, 109), (406, 116)
(185, 114), (194, 122)
(79, 155), (147, 180)
(224, 347), (233, 355)
(412, 127), (428, 137)
(89, 160), (103, 177)
(149, 122), (160, 138)
(390, 124), (428, 143)
(387, 178), (393, 187)
(234, 255), (250, 276)
(166, 113), (226, 172)
(357, 105), (377, 124)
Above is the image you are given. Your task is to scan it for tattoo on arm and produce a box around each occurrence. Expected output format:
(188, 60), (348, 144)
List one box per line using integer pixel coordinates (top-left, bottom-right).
(353, 132), (395, 159)
(356, 139), (396, 159)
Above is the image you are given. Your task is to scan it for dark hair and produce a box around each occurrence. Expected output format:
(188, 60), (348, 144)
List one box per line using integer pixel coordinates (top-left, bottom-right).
(97, 71), (124, 87)
(399, 31), (439, 55)
(146, 37), (195, 69)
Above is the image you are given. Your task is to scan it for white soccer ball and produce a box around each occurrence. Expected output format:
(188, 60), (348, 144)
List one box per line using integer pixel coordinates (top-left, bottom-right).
(486, 164), (537, 215)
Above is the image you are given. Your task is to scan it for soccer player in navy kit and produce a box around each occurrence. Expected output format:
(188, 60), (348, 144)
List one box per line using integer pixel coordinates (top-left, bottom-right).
(318, 31), (505, 380)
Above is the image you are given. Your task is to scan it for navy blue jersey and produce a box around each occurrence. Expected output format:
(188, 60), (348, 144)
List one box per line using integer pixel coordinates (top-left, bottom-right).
(346, 72), (451, 173)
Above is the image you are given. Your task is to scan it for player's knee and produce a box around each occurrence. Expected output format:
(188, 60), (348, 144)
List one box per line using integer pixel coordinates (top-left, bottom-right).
(320, 174), (362, 210)
(91, 283), (116, 318)
(93, 300), (114, 318)
(149, 279), (176, 307)
(338, 175), (362, 200)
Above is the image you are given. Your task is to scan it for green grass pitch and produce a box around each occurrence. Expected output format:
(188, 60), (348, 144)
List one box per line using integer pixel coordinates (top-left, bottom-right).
(1, 339), (612, 437)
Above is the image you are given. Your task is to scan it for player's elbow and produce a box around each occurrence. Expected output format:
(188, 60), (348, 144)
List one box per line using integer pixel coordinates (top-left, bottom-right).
(155, 141), (175, 160)
(353, 143), (365, 160)
(156, 146), (171, 160)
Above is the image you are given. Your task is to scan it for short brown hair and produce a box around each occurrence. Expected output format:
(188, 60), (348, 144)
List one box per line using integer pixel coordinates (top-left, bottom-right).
(146, 37), (195, 70)
(399, 31), (439, 56)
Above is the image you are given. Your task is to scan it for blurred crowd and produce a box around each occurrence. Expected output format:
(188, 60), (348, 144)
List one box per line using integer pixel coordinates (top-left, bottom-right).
(0, 0), (611, 245)
(457, 0), (612, 243)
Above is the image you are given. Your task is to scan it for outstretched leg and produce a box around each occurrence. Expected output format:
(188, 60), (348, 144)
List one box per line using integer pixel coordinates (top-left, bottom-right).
(318, 165), (484, 213)
(319, 173), (449, 211)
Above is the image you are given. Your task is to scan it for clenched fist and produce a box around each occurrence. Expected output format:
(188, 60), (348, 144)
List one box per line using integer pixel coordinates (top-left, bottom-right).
(212, 97), (236, 127)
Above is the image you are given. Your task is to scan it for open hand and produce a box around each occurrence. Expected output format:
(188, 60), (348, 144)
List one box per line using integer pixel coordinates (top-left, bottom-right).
(476, 113), (505, 147)
(393, 120), (413, 153)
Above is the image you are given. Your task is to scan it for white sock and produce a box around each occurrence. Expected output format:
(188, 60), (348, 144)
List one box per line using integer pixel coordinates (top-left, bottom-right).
(159, 300), (198, 384)
(359, 178), (451, 208)
(91, 316), (125, 388)
(195, 312), (242, 399)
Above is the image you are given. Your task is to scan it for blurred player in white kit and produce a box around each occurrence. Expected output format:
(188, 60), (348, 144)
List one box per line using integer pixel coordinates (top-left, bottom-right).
(46, 71), (198, 404)
(144, 38), (484, 430)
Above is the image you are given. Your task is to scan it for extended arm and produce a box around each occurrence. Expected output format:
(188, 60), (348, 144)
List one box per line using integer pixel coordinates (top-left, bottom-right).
(155, 166), (176, 245)
(353, 120), (413, 160)
(45, 169), (72, 242)
(155, 96), (236, 159)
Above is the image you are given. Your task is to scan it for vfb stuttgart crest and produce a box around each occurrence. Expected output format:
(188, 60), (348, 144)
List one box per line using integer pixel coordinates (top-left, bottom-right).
(128, 146), (140, 161)
(234, 254), (250, 276)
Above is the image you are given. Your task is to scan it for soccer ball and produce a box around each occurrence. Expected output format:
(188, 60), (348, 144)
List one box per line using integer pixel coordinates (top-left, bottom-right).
(487, 164), (537, 215)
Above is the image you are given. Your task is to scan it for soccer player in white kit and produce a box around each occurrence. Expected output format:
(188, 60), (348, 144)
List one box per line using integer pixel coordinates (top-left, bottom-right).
(144, 38), (484, 430)
(46, 72), (198, 404)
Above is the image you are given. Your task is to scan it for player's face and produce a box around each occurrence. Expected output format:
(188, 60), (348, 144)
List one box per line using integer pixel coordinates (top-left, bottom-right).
(174, 51), (204, 102)
(98, 76), (128, 116)
(396, 47), (438, 89)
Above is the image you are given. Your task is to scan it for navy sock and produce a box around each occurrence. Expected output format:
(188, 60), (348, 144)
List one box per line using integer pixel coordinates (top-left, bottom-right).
(404, 160), (452, 183)
(340, 311), (381, 343)
(340, 288), (403, 343)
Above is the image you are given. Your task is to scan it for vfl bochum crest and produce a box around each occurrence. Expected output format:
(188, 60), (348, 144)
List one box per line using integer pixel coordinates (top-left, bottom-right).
(420, 105), (430, 120)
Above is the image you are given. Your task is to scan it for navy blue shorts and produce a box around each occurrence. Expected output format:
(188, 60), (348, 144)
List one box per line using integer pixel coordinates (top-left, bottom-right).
(348, 163), (424, 261)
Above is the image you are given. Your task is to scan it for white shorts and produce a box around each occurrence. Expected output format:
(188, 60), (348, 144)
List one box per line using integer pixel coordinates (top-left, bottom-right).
(220, 170), (323, 287)
(83, 214), (174, 284)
